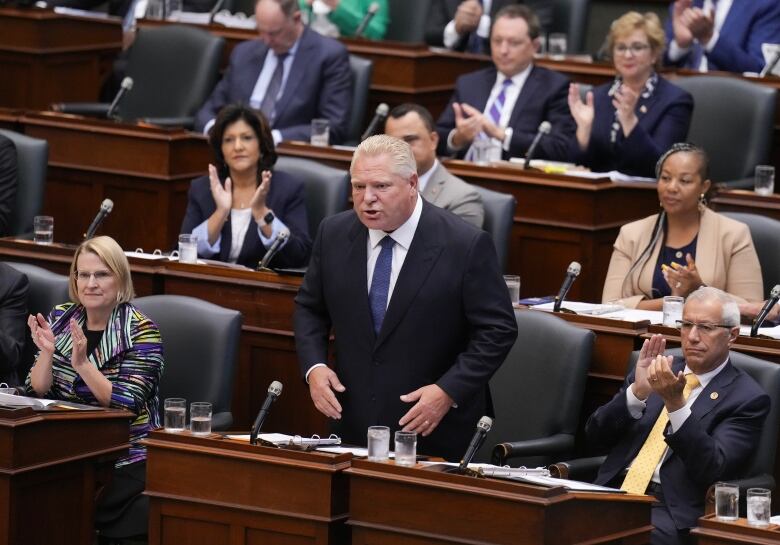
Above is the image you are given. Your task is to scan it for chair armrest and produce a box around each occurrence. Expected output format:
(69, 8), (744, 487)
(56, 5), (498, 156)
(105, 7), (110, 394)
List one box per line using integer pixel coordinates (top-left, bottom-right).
(51, 102), (110, 117)
(211, 411), (233, 431)
(548, 455), (607, 481)
(140, 116), (194, 130)
(704, 473), (776, 516)
(492, 434), (575, 465)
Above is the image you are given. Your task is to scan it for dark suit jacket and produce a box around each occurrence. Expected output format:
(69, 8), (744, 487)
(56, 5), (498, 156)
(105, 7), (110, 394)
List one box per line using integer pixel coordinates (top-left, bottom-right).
(294, 200), (518, 461)
(587, 357), (770, 530)
(571, 77), (693, 177)
(194, 27), (352, 143)
(663, 0), (780, 73)
(0, 135), (17, 237)
(180, 171), (312, 269)
(424, 0), (553, 53)
(436, 65), (575, 161)
(0, 263), (29, 386)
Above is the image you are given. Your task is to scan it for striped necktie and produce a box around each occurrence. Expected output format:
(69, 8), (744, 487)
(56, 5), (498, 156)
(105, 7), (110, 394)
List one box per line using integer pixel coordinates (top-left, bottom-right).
(259, 53), (288, 121)
(465, 78), (511, 161)
(621, 373), (701, 494)
(368, 236), (395, 335)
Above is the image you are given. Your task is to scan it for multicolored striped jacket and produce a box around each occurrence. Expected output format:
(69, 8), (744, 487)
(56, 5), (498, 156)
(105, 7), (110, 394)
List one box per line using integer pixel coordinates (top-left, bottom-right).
(25, 302), (164, 467)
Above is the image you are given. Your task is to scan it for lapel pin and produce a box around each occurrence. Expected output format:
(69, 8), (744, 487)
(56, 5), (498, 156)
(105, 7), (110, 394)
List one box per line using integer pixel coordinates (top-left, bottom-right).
(710, 392), (719, 400)
(639, 105), (647, 114)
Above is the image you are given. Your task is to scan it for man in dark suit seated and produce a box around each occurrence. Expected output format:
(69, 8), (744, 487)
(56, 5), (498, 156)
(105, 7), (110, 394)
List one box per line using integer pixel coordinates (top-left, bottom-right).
(293, 135), (517, 461)
(384, 103), (484, 228)
(587, 287), (770, 545)
(194, 0), (352, 144)
(0, 263), (29, 386)
(663, 0), (780, 74)
(435, 4), (575, 162)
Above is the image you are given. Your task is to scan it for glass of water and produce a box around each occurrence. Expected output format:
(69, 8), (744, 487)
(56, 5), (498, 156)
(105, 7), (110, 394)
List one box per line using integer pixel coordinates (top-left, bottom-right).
(367, 426), (390, 462)
(715, 482), (739, 521)
(503, 275), (521, 305)
(663, 296), (684, 327)
(754, 165), (775, 196)
(190, 402), (212, 435)
(394, 430), (417, 467)
(33, 216), (54, 244)
(310, 119), (330, 147)
(747, 488), (771, 527)
(178, 234), (198, 264)
(548, 33), (568, 59)
(164, 398), (186, 432)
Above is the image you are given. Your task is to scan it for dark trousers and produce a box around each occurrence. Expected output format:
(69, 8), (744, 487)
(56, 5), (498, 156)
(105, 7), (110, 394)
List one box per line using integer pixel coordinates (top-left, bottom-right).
(95, 461), (148, 539)
(647, 482), (693, 545)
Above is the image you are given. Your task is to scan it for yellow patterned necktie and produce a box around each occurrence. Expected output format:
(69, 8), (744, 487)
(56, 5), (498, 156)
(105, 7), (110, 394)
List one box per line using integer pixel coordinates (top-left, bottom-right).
(621, 373), (701, 494)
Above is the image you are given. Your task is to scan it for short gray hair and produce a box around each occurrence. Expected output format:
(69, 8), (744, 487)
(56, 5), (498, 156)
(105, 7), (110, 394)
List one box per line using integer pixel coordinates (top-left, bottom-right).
(351, 134), (416, 181)
(686, 286), (740, 327)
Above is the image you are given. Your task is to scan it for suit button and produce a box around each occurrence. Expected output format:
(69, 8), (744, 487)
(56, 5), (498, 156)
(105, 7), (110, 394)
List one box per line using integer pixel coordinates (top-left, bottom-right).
(370, 395), (376, 402)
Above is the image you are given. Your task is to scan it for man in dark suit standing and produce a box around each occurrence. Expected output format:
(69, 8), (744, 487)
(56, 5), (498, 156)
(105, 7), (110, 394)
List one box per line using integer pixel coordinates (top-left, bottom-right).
(194, 0), (352, 144)
(0, 263), (29, 386)
(435, 5), (575, 161)
(294, 135), (517, 461)
(587, 287), (769, 545)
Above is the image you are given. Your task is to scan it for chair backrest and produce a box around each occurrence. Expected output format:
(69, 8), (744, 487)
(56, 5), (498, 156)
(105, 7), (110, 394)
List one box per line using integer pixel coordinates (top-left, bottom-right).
(4, 262), (70, 381)
(0, 130), (47, 237)
(230, 0), (254, 15)
(275, 156), (350, 240)
(547, 0), (590, 54)
(721, 212), (780, 299)
(478, 309), (594, 462)
(121, 25), (225, 121)
(674, 76), (776, 183)
(471, 185), (515, 273)
(346, 55), (373, 145)
(385, 0), (430, 43)
(132, 295), (241, 430)
(628, 347), (780, 479)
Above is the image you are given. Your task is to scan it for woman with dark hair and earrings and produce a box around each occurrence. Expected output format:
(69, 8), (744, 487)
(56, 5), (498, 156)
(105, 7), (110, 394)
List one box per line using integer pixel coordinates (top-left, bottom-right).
(181, 104), (311, 269)
(602, 143), (763, 309)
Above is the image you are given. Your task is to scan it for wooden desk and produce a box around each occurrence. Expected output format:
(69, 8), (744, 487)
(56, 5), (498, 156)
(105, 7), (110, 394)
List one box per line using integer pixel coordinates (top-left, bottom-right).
(346, 459), (654, 544)
(711, 189), (780, 222)
(0, 406), (131, 545)
(0, 7), (122, 110)
(691, 515), (780, 545)
(144, 431), (350, 545)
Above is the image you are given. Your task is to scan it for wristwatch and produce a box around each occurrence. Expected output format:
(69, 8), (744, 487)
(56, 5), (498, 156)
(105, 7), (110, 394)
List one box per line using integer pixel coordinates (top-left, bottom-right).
(258, 210), (275, 228)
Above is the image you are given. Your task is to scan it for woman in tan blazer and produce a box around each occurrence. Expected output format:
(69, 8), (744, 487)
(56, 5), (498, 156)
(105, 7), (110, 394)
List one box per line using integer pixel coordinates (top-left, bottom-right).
(602, 143), (763, 309)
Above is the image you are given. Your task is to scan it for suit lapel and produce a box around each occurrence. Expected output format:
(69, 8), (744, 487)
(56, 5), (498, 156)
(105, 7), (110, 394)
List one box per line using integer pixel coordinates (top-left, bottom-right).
(273, 28), (313, 122)
(375, 202), (444, 347)
(471, 68), (498, 112)
(243, 41), (270, 101)
(506, 66), (540, 129)
(689, 360), (737, 421)
(421, 164), (446, 206)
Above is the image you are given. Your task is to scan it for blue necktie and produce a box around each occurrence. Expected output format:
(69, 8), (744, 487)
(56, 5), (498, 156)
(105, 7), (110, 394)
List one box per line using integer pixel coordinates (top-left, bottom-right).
(369, 236), (395, 335)
(260, 53), (288, 121)
(465, 78), (511, 161)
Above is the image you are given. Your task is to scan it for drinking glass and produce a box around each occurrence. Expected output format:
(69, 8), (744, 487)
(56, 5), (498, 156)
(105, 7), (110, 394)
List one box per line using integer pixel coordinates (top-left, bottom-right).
(310, 119), (330, 147)
(367, 426), (390, 462)
(394, 431), (417, 467)
(663, 296), (684, 327)
(164, 398), (186, 432)
(754, 165), (775, 196)
(503, 275), (521, 304)
(747, 488), (771, 527)
(178, 234), (198, 264)
(548, 33), (568, 59)
(715, 482), (739, 521)
(190, 402), (212, 435)
(33, 216), (54, 244)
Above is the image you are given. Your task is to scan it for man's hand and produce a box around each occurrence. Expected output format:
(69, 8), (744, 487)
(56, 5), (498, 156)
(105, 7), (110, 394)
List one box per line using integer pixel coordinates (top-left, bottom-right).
(672, 0), (695, 48)
(398, 384), (453, 436)
(686, 6), (715, 45)
(308, 366), (345, 419)
(632, 334), (666, 400)
(454, 0), (482, 35)
(451, 102), (484, 147)
(647, 354), (687, 412)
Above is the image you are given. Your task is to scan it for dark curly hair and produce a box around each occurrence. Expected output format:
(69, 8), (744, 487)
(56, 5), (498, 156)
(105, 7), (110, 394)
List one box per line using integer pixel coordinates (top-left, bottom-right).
(208, 104), (278, 183)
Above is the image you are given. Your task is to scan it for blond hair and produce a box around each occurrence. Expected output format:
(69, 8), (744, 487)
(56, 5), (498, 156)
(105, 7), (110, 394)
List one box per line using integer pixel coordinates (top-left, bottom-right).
(607, 11), (665, 65)
(351, 134), (416, 181)
(68, 236), (135, 304)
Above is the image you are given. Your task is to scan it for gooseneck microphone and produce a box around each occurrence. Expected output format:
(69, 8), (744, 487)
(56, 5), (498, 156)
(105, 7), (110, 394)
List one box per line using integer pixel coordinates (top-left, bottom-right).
(84, 198), (114, 240)
(751, 285), (780, 337)
(760, 50), (780, 78)
(106, 77), (133, 120)
(250, 380), (283, 445)
(457, 416), (493, 473)
(522, 121), (551, 169)
(360, 102), (389, 142)
(258, 228), (290, 270)
(208, 0), (227, 24)
(354, 1), (380, 38)
(553, 261), (581, 312)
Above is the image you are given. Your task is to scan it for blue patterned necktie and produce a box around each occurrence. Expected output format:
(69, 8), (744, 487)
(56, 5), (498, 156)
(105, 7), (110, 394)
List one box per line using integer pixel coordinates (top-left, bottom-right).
(369, 236), (395, 335)
(259, 53), (288, 121)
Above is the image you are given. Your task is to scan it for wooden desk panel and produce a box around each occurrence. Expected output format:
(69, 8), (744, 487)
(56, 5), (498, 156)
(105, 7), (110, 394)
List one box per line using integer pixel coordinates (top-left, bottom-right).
(711, 189), (780, 221)
(692, 515), (780, 545)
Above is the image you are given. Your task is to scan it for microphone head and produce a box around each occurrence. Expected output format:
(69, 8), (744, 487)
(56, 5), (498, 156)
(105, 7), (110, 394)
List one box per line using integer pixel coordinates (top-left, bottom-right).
(268, 380), (283, 396)
(538, 121), (552, 134)
(120, 77), (134, 91)
(368, 1), (380, 14)
(101, 198), (114, 213)
(477, 416), (493, 432)
(376, 102), (389, 116)
(279, 228), (291, 240)
(772, 285), (780, 298)
(567, 261), (582, 277)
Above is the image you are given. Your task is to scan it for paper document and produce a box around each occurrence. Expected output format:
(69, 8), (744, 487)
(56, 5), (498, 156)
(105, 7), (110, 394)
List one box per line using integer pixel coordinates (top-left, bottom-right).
(533, 301), (623, 315)
(226, 433), (341, 446)
(0, 393), (99, 410)
(739, 324), (780, 340)
(513, 474), (625, 493)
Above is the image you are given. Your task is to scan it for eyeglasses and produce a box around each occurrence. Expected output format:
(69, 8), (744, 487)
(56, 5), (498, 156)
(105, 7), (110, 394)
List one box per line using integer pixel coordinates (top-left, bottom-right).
(676, 320), (733, 334)
(75, 270), (113, 283)
(614, 43), (651, 56)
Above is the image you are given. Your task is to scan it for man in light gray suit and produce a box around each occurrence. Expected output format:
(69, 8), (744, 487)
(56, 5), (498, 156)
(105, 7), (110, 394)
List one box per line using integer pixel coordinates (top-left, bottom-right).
(384, 104), (484, 228)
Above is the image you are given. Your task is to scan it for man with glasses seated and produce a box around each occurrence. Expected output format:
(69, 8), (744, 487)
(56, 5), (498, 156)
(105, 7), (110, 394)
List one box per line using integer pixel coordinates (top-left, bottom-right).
(586, 286), (769, 545)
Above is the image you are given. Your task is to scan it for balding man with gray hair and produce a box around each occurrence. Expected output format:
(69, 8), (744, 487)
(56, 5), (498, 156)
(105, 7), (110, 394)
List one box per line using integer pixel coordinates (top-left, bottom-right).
(587, 286), (769, 545)
(294, 135), (517, 461)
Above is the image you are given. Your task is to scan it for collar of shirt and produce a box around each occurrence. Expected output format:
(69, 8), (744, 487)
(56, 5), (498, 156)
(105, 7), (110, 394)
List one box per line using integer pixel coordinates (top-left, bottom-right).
(485, 64), (533, 128)
(683, 356), (730, 391)
(368, 193), (423, 252)
(417, 159), (439, 195)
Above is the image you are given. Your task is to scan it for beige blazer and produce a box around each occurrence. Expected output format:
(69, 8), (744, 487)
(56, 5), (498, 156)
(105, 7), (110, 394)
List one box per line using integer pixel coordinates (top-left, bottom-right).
(602, 208), (763, 308)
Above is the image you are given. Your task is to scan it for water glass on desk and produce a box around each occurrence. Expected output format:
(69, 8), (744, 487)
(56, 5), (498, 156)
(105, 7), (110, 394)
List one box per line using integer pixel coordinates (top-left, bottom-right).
(548, 33), (568, 59)
(394, 431), (417, 467)
(310, 119), (330, 147)
(755, 165), (775, 196)
(164, 398), (186, 432)
(178, 234), (198, 264)
(190, 402), (212, 435)
(503, 275), (521, 305)
(367, 426), (390, 462)
(747, 488), (771, 527)
(715, 482), (739, 521)
(33, 216), (53, 244)
(662, 296), (684, 327)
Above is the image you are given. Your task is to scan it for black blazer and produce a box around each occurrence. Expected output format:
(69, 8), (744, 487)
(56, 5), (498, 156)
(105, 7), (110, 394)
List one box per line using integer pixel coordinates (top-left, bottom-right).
(0, 263), (29, 386)
(587, 357), (769, 530)
(294, 200), (518, 461)
(180, 170), (311, 269)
